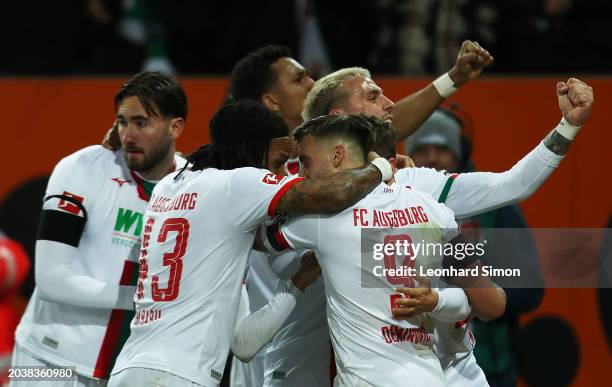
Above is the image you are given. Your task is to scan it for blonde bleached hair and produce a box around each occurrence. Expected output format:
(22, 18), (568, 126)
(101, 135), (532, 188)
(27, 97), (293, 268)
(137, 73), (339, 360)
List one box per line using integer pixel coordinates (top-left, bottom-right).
(302, 67), (371, 121)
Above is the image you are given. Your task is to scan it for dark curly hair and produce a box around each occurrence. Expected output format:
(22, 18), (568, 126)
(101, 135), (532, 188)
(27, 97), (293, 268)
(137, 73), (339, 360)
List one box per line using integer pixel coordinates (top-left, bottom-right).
(187, 100), (289, 171)
(227, 45), (292, 102)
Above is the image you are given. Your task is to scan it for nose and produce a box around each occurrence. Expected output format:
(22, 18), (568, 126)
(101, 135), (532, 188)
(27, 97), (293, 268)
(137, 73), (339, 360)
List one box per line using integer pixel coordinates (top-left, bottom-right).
(382, 95), (394, 112)
(305, 76), (315, 92)
(120, 123), (139, 146)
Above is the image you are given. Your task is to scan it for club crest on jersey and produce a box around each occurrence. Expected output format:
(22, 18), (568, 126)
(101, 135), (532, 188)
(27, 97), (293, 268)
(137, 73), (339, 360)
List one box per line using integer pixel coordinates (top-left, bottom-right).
(262, 173), (283, 185)
(58, 191), (84, 215)
(286, 160), (300, 175)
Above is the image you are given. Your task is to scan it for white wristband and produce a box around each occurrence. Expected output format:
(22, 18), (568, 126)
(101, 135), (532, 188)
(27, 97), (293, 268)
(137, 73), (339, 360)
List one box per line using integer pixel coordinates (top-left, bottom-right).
(284, 279), (303, 299)
(556, 116), (581, 140)
(370, 157), (393, 182)
(433, 73), (458, 98)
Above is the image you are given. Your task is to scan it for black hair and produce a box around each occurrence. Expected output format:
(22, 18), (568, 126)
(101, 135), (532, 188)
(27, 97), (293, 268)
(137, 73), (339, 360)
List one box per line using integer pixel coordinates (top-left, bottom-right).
(227, 45), (292, 102)
(188, 100), (289, 171)
(114, 71), (188, 120)
(293, 114), (375, 161)
(365, 116), (396, 160)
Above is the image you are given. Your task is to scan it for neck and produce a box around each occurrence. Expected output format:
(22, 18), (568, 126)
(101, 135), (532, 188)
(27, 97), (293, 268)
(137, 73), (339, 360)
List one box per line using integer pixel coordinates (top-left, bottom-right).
(285, 116), (302, 135)
(137, 148), (176, 181)
(340, 158), (395, 185)
(338, 156), (366, 172)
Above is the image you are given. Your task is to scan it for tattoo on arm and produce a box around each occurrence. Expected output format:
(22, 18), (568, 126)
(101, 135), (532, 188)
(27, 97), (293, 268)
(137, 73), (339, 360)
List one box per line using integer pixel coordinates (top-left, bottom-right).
(276, 165), (382, 215)
(543, 129), (572, 156)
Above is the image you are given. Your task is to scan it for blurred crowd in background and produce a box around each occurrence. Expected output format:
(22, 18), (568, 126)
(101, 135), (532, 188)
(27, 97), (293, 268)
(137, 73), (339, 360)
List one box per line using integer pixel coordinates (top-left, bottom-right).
(1, 0), (610, 77)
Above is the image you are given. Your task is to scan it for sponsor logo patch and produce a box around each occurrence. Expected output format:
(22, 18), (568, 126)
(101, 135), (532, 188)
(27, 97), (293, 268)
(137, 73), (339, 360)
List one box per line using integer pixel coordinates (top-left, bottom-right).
(262, 173), (283, 185)
(58, 191), (84, 215)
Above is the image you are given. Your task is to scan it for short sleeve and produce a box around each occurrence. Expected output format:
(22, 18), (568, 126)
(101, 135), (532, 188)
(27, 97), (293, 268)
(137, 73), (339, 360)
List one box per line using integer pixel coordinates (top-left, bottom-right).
(263, 214), (320, 254)
(227, 168), (304, 232)
(42, 150), (100, 217)
(279, 215), (320, 251)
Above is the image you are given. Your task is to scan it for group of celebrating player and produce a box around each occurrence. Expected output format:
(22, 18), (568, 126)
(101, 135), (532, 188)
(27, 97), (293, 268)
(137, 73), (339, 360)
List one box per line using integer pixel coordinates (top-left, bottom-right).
(9, 41), (594, 387)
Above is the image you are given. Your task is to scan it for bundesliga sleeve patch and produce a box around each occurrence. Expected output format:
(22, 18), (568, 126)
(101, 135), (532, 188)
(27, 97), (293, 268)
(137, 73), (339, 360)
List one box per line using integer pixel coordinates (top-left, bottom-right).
(57, 191), (85, 215)
(38, 193), (88, 247)
(262, 173), (284, 185)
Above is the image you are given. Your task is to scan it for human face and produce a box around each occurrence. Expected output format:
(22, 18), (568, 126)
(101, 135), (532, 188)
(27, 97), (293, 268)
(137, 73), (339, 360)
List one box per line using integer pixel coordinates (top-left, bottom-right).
(116, 96), (178, 178)
(337, 76), (394, 122)
(267, 58), (315, 129)
(267, 137), (292, 176)
(297, 136), (336, 179)
(410, 144), (459, 172)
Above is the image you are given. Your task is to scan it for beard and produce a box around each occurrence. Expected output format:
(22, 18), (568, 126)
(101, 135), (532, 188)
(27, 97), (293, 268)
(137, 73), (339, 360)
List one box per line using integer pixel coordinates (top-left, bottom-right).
(123, 134), (173, 173)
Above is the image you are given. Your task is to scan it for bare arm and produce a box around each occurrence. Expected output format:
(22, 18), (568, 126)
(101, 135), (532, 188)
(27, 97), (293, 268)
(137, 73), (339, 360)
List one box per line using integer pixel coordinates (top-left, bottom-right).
(393, 41), (494, 140)
(449, 260), (507, 321)
(392, 85), (445, 141)
(276, 164), (382, 216)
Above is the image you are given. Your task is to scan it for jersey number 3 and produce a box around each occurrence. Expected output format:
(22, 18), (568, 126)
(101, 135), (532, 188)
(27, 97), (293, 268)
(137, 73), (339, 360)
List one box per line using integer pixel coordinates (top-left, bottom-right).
(137, 217), (190, 302)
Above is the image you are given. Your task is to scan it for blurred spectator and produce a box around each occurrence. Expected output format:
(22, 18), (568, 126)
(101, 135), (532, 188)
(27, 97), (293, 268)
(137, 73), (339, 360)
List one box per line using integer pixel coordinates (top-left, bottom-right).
(0, 231), (30, 384)
(495, 0), (612, 73)
(295, 0), (331, 79)
(1, 0), (610, 74)
(406, 108), (544, 387)
(0, 0), (172, 75)
(151, 1), (298, 74)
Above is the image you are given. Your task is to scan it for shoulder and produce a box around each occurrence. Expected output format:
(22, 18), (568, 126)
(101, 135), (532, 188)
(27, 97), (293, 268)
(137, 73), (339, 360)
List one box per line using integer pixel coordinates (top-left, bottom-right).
(56, 145), (115, 170)
(173, 153), (187, 167)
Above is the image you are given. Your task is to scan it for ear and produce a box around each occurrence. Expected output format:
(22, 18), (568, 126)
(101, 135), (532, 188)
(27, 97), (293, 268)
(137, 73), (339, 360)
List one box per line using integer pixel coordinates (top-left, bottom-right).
(169, 118), (185, 140)
(329, 108), (345, 116)
(331, 144), (346, 168)
(389, 157), (397, 175)
(262, 93), (281, 114)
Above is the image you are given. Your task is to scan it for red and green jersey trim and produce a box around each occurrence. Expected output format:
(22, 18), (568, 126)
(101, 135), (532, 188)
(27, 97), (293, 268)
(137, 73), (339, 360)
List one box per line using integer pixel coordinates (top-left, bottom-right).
(93, 260), (139, 379)
(438, 174), (459, 204)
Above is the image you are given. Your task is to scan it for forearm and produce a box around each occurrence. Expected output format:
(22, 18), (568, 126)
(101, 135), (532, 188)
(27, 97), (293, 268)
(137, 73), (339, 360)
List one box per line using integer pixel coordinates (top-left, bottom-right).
(392, 84), (445, 141)
(430, 287), (471, 322)
(232, 280), (300, 361)
(448, 140), (564, 219)
(543, 126), (573, 156)
(276, 164), (382, 215)
(465, 286), (507, 322)
(35, 240), (135, 310)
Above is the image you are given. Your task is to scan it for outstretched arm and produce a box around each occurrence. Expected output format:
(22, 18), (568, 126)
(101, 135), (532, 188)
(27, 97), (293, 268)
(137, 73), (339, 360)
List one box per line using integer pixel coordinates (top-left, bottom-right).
(392, 41), (494, 140)
(402, 78), (595, 219)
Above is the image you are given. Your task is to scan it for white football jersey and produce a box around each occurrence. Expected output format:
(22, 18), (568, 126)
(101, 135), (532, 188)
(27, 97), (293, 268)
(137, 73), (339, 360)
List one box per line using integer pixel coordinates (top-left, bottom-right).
(231, 250), (282, 387)
(263, 276), (331, 387)
(15, 146), (184, 379)
(396, 141), (563, 219)
(111, 167), (302, 386)
(276, 183), (458, 387)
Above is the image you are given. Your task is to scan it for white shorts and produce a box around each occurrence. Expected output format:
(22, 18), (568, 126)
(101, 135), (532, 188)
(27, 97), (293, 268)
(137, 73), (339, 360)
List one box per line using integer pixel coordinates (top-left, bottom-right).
(9, 343), (105, 387)
(230, 354), (265, 387)
(442, 352), (489, 387)
(108, 368), (203, 387)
